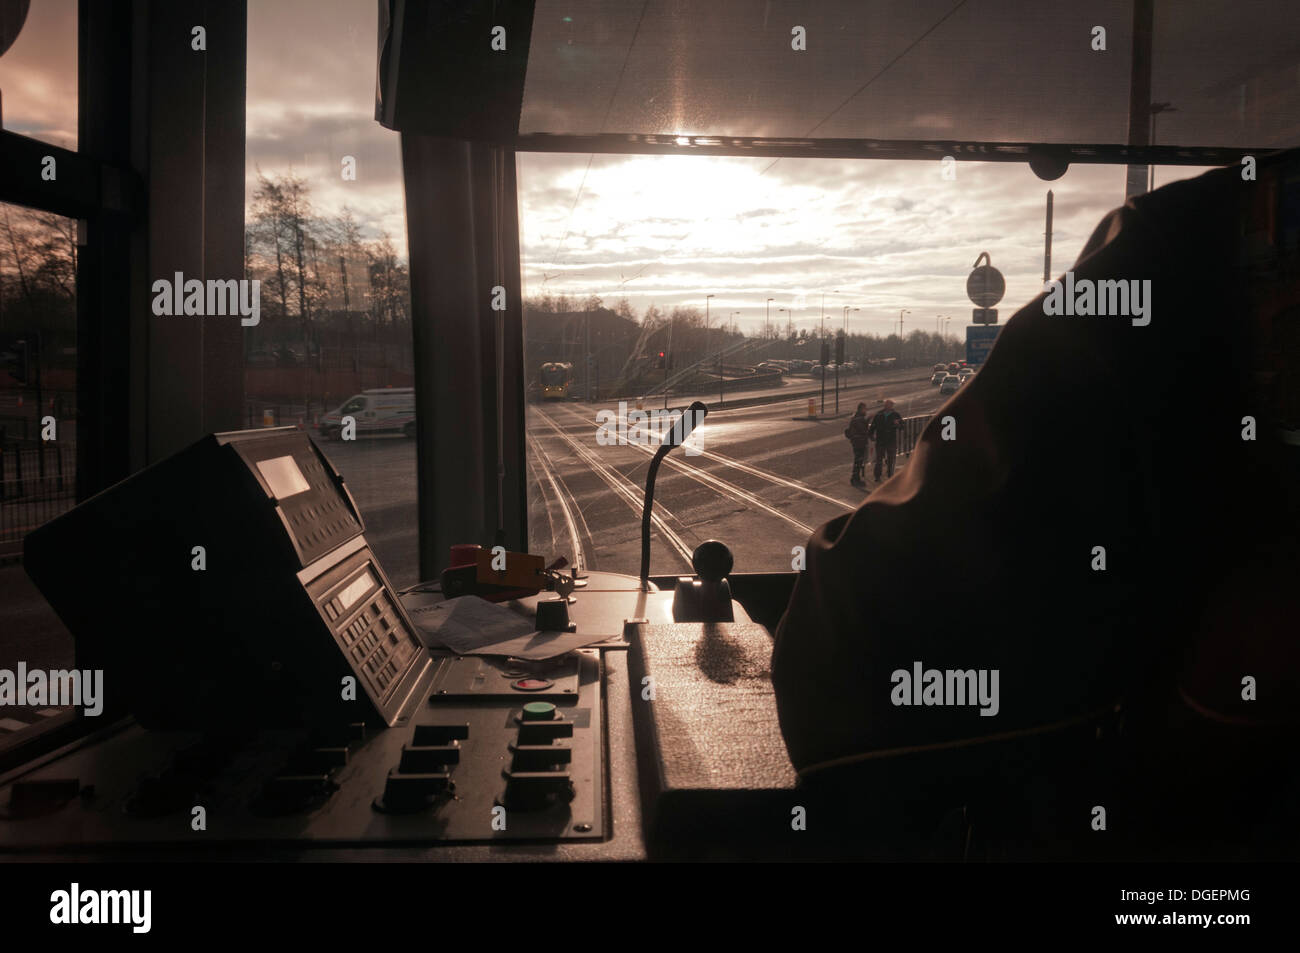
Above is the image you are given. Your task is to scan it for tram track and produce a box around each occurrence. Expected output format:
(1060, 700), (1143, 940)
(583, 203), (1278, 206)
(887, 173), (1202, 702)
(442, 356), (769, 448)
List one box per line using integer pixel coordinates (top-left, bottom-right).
(545, 401), (841, 532)
(532, 406), (696, 570)
(526, 434), (592, 571)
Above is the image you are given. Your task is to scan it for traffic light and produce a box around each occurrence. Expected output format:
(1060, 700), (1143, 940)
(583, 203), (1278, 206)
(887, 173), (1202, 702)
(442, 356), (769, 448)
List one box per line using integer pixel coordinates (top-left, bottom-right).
(655, 350), (665, 369)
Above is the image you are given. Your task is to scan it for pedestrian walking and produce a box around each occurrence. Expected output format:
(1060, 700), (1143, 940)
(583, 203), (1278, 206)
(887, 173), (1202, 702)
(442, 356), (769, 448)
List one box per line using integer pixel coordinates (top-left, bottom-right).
(844, 402), (870, 487)
(867, 399), (903, 481)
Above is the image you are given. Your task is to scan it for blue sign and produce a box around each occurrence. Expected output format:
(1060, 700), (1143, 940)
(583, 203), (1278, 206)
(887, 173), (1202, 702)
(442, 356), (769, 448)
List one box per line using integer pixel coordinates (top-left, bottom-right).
(966, 325), (1003, 366)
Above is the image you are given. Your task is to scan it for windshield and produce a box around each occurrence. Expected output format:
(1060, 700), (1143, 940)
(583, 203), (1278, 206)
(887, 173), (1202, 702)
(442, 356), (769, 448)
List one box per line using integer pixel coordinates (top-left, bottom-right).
(516, 153), (1167, 576)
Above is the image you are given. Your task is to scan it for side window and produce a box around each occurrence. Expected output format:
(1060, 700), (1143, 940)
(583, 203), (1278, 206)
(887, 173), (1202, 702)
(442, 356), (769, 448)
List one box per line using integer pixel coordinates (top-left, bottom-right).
(245, 0), (416, 587)
(0, 203), (79, 745)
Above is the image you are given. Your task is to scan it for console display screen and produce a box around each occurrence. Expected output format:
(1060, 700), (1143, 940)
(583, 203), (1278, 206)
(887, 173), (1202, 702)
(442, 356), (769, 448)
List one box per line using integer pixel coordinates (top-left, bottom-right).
(256, 455), (311, 500)
(338, 570), (377, 611)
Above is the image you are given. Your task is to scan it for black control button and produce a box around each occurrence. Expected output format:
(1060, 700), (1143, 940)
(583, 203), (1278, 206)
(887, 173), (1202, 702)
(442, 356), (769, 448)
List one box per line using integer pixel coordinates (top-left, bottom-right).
(516, 718), (574, 744)
(374, 770), (452, 814)
(291, 747), (349, 772)
(508, 743), (573, 772)
(398, 744), (461, 772)
(412, 723), (469, 745)
(501, 770), (574, 812)
(6, 778), (82, 818)
(266, 774), (335, 799)
(254, 774), (338, 816)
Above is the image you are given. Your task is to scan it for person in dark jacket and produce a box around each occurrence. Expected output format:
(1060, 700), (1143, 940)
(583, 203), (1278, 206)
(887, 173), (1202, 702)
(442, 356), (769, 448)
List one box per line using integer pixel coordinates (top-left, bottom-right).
(844, 402), (871, 487)
(772, 151), (1300, 787)
(866, 399), (903, 481)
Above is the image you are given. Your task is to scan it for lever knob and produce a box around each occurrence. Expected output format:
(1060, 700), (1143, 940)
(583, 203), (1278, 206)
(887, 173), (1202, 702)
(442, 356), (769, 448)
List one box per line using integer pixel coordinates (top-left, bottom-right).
(691, 540), (733, 582)
(535, 597), (574, 631)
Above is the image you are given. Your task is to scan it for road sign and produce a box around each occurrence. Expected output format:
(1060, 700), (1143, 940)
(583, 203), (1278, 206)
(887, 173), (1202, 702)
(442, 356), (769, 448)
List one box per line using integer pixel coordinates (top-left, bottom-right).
(967, 254), (1005, 308)
(972, 307), (998, 324)
(966, 325), (1002, 365)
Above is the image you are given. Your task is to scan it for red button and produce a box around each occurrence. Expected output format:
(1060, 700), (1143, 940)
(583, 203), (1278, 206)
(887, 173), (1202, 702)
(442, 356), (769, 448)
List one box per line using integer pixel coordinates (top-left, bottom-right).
(512, 678), (554, 692)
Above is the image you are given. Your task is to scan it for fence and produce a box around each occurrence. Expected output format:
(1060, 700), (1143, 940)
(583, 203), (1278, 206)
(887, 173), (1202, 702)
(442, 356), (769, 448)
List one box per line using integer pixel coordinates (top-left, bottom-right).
(0, 443), (77, 544)
(899, 414), (932, 457)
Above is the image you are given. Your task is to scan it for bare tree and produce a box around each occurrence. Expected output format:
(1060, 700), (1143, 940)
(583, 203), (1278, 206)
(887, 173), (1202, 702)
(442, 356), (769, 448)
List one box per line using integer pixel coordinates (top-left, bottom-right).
(248, 172), (291, 322)
(613, 297), (636, 322)
(1, 206), (76, 329)
(669, 305), (703, 328)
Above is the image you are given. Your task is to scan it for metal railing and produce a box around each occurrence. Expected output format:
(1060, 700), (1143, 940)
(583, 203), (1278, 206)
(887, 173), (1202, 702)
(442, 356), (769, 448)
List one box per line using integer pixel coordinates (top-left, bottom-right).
(0, 443), (76, 544)
(898, 414), (932, 457)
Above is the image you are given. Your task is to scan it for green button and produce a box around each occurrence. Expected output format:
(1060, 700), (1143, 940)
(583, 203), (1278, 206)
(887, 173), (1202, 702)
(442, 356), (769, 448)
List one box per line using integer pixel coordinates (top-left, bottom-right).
(522, 701), (556, 721)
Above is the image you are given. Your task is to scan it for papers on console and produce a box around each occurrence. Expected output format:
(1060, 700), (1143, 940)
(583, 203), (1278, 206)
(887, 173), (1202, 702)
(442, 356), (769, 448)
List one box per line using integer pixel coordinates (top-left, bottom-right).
(406, 594), (613, 660)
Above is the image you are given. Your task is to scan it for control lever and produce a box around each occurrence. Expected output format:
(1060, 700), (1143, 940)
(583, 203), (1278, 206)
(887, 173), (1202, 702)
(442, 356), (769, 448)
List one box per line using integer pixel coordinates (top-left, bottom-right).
(536, 560), (577, 631)
(640, 401), (709, 588)
(672, 540), (735, 623)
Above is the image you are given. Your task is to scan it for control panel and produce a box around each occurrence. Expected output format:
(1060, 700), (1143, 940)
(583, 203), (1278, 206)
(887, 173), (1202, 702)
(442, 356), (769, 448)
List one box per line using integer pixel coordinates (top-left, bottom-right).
(306, 542), (424, 709)
(0, 572), (665, 858)
(3, 550), (799, 861)
(0, 652), (617, 854)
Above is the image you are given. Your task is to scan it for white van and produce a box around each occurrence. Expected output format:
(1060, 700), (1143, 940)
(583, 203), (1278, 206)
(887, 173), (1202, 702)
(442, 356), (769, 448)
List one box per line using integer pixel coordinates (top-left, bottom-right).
(319, 387), (416, 439)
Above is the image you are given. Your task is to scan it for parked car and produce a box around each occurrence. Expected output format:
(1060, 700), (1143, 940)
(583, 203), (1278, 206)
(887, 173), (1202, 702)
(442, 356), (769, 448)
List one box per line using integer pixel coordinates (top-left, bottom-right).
(939, 374), (960, 394)
(319, 387), (416, 439)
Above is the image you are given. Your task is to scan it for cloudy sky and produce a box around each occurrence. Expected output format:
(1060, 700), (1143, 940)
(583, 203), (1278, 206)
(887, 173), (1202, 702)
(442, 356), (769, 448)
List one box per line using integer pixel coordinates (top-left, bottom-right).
(0, 0), (1222, 337)
(518, 151), (1154, 338)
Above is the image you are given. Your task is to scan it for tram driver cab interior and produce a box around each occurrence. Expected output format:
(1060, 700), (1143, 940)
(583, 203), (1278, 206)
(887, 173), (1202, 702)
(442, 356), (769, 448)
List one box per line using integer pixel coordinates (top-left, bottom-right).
(1, 0), (1297, 865)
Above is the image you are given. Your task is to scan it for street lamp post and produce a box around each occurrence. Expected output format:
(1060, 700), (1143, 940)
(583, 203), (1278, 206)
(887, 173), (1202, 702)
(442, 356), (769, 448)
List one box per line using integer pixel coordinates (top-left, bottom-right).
(817, 291), (837, 414)
(766, 298), (773, 338)
(898, 309), (910, 361)
(705, 293), (714, 365)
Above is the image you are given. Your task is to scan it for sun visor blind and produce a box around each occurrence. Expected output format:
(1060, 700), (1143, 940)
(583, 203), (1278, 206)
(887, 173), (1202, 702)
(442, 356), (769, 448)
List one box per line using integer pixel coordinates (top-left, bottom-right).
(518, 0), (1298, 151)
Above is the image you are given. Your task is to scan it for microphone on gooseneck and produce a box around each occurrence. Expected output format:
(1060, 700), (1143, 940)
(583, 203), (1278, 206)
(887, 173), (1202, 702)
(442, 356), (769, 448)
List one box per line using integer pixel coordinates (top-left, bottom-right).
(640, 401), (708, 588)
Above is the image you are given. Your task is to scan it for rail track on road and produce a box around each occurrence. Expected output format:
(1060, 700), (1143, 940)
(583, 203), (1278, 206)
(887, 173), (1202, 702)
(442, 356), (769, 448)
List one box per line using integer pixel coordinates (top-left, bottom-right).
(529, 376), (951, 572)
(526, 433), (593, 572)
(544, 402), (825, 534)
(532, 406), (697, 571)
